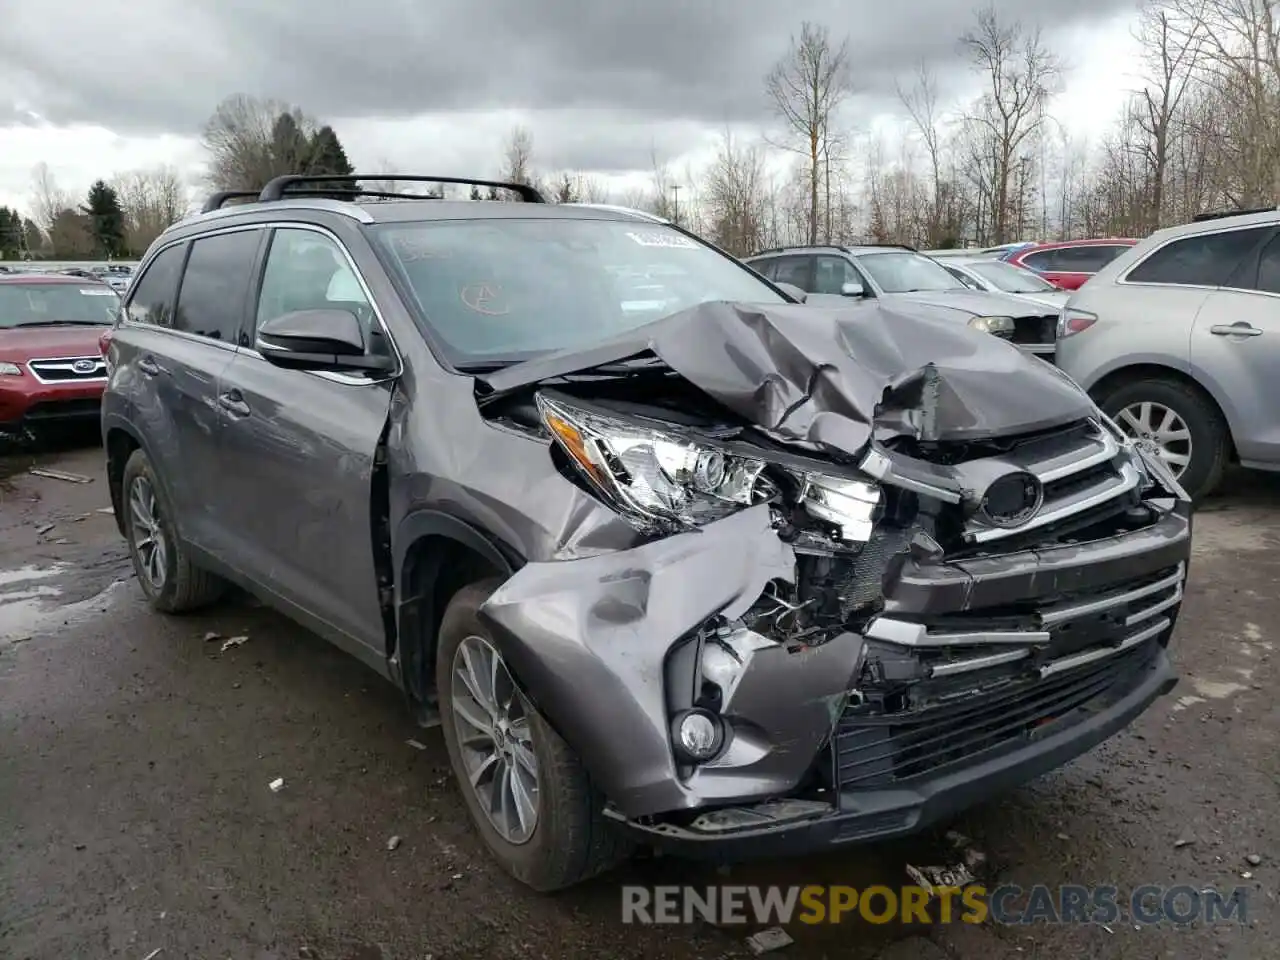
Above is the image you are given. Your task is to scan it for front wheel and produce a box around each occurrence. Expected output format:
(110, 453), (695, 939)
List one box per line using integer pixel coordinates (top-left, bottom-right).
(1099, 378), (1230, 501)
(435, 579), (632, 891)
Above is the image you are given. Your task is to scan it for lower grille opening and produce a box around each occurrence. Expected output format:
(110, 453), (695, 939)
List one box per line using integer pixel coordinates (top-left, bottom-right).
(835, 638), (1158, 789)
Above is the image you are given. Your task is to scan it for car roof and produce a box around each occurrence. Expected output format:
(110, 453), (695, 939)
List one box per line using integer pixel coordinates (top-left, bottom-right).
(746, 244), (917, 258)
(1015, 238), (1140, 253)
(1144, 206), (1280, 245)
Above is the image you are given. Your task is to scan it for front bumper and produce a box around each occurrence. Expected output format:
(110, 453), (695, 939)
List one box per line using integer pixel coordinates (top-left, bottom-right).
(480, 487), (1190, 830)
(0, 378), (105, 431)
(610, 644), (1175, 859)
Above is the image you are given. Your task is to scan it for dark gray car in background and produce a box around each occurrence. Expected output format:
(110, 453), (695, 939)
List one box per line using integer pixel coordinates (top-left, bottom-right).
(100, 174), (1191, 891)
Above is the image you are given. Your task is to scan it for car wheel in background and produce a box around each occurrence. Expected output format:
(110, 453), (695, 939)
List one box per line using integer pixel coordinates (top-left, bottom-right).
(120, 448), (226, 612)
(1099, 378), (1230, 501)
(436, 578), (633, 891)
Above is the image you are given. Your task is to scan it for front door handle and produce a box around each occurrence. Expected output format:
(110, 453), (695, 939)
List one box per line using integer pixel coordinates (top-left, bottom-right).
(137, 356), (161, 376)
(217, 391), (251, 418)
(1210, 322), (1263, 337)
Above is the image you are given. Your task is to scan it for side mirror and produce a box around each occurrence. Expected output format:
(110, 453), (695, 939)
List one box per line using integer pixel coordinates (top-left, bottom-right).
(841, 281), (865, 297)
(774, 281), (808, 303)
(256, 309), (394, 374)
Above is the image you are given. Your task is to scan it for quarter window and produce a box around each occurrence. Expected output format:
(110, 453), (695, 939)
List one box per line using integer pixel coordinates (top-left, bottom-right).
(174, 230), (262, 343)
(1250, 233), (1280, 293)
(1126, 227), (1272, 287)
(125, 244), (186, 327)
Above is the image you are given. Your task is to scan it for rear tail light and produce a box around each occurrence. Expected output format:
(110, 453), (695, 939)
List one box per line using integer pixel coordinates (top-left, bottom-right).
(1057, 307), (1098, 338)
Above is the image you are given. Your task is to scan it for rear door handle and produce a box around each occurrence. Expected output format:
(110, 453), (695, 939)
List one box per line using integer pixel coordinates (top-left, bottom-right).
(217, 390), (251, 418)
(1210, 323), (1263, 337)
(137, 356), (161, 376)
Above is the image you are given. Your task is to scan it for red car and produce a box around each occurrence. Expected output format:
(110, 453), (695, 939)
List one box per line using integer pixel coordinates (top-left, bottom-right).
(1003, 238), (1139, 290)
(0, 273), (120, 435)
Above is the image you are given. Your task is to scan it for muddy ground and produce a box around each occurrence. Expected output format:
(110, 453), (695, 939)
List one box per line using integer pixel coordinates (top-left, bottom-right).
(1, 428), (1276, 960)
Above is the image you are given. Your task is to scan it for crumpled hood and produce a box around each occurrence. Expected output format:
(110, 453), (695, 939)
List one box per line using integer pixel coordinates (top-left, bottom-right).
(480, 299), (1094, 454)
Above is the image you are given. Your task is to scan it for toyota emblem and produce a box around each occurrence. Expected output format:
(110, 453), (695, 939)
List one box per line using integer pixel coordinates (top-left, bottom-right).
(978, 471), (1045, 528)
(73, 359), (97, 374)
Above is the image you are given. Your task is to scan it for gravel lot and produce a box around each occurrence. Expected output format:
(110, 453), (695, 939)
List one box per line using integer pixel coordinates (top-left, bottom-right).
(2, 429), (1277, 960)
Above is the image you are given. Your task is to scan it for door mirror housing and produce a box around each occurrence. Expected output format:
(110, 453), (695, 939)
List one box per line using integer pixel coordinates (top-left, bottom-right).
(774, 281), (807, 303)
(841, 281), (865, 297)
(256, 309), (394, 374)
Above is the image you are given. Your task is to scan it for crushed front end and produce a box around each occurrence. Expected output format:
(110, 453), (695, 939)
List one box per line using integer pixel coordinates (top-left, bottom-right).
(475, 304), (1190, 859)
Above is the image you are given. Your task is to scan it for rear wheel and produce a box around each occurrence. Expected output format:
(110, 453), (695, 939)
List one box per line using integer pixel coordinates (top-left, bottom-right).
(435, 579), (632, 891)
(1098, 377), (1229, 501)
(121, 449), (226, 612)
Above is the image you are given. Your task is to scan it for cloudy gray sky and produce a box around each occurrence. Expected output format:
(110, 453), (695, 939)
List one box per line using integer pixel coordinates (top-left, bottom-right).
(0, 0), (1144, 213)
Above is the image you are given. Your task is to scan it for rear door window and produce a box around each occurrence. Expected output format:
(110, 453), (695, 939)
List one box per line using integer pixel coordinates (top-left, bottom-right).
(174, 229), (263, 343)
(1126, 227), (1273, 287)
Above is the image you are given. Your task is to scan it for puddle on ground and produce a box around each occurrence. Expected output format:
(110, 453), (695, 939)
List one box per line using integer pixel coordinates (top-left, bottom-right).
(0, 563), (132, 643)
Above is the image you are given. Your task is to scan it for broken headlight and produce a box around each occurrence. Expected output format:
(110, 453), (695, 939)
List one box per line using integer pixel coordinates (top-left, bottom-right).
(536, 393), (776, 532)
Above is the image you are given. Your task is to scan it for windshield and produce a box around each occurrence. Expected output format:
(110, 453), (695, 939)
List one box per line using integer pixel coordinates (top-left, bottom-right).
(0, 282), (120, 327)
(967, 259), (1058, 293)
(857, 252), (967, 293)
(370, 218), (785, 364)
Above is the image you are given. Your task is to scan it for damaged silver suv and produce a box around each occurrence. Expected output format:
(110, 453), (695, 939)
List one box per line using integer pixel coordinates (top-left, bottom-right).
(101, 175), (1192, 891)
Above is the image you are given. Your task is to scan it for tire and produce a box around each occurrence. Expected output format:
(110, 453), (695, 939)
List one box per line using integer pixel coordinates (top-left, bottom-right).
(1098, 377), (1230, 501)
(120, 448), (226, 613)
(436, 578), (633, 891)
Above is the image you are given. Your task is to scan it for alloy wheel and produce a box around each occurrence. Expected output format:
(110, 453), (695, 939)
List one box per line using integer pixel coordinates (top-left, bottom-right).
(1117, 401), (1192, 478)
(450, 634), (539, 844)
(129, 476), (168, 589)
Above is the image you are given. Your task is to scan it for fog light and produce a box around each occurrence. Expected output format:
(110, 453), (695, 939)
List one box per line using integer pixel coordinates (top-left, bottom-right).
(671, 709), (725, 763)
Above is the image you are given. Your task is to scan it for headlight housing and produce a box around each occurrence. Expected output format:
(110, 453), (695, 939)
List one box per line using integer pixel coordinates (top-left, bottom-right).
(0, 361), (23, 376)
(968, 315), (1015, 335)
(536, 393), (777, 533)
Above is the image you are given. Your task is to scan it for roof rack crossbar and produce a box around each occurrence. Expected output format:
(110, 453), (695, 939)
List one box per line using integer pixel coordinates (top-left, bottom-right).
(201, 191), (261, 213)
(258, 174), (547, 203)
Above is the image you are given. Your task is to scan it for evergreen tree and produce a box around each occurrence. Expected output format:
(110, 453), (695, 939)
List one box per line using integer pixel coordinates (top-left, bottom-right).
(270, 112), (312, 174)
(0, 207), (21, 258)
(470, 185), (483, 201)
(22, 218), (41, 257)
(307, 125), (357, 195)
(81, 182), (126, 257)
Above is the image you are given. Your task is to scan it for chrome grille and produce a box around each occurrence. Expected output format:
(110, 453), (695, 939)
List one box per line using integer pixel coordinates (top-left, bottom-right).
(862, 561), (1182, 679)
(27, 356), (107, 383)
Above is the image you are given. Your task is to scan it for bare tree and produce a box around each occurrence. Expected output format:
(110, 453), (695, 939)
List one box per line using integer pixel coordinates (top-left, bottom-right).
(113, 166), (189, 254)
(897, 63), (951, 244)
(30, 162), (70, 233)
(961, 6), (1062, 243)
(200, 94), (317, 191)
(765, 21), (851, 245)
(500, 125), (536, 188)
(1134, 0), (1205, 227)
(701, 130), (771, 255)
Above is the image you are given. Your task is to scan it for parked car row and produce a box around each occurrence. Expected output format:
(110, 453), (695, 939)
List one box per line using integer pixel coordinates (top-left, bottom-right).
(748, 215), (1277, 502)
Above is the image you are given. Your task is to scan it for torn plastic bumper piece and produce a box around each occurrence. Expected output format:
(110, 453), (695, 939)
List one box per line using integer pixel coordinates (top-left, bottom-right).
(479, 503), (865, 819)
(607, 646), (1176, 860)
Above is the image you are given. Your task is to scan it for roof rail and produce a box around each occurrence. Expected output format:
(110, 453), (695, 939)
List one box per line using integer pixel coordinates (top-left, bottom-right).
(1191, 206), (1278, 222)
(201, 191), (260, 213)
(258, 174), (547, 204)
